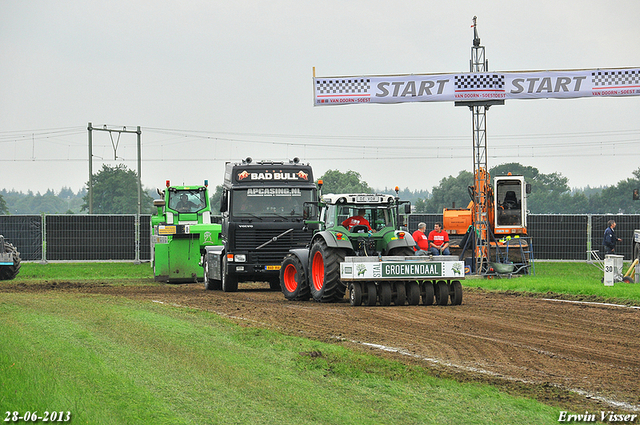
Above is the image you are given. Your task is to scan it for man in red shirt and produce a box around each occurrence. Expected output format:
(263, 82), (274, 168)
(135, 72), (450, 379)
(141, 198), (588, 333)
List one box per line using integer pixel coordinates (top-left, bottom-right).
(412, 222), (429, 255)
(428, 222), (450, 255)
(341, 209), (371, 231)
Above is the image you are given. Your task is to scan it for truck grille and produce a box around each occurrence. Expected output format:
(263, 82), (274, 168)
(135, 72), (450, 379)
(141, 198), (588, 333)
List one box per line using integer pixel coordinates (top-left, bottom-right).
(233, 228), (312, 264)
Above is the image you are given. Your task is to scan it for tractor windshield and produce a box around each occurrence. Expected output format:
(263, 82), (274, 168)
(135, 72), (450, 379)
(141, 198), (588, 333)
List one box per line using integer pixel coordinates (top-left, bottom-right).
(335, 205), (394, 232)
(231, 188), (314, 218)
(168, 189), (207, 213)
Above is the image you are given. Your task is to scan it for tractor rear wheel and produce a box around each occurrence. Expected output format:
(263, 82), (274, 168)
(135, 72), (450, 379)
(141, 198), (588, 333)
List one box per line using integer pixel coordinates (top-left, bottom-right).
(450, 280), (463, 305)
(309, 239), (346, 302)
(349, 282), (362, 306)
(203, 255), (221, 290)
(0, 241), (21, 281)
(435, 280), (449, 306)
(280, 254), (310, 301)
(393, 282), (406, 306)
(421, 281), (434, 306)
(407, 281), (420, 305)
(363, 282), (377, 306)
(378, 282), (392, 306)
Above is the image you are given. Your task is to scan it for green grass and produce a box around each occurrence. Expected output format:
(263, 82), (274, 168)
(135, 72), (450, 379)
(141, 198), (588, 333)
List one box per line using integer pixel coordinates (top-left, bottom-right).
(17, 262), (154, 281)
(463, 261), (640, 304)
(0, 292), (560, 424)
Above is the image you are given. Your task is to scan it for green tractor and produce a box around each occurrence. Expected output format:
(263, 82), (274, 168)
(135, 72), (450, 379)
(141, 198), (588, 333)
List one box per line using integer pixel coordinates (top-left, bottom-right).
(0, 235), (21, 280)
(279, 188), (465, 306)
(151, 180), (223, 283)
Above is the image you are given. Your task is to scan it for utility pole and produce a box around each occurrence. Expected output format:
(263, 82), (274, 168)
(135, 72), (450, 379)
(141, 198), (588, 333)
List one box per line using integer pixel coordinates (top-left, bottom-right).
(87, 123), (143, 264)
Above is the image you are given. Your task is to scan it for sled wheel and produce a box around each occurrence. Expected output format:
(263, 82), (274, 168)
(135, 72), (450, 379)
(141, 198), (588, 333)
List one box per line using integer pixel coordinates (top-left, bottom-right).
(421, 281), (434, 306)
(363, 282), (377, 306)
(309, 239), (346, 302)
(393, 282), (406, 306)
(435, 280), (449, 306)
(622, 276), (633, 284)
(450, 280), (463, 305)
(0, 240), (21, 281)
(280, 254), (310, 300)
(349, 282), (362, 306)
(378, 282), (392, 306)
(407, 281), (420, 305)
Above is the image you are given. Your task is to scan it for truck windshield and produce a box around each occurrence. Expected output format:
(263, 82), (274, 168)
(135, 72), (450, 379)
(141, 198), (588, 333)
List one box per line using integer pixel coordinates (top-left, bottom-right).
(169, 189), (207, 213)
(231, 188), (314, 218)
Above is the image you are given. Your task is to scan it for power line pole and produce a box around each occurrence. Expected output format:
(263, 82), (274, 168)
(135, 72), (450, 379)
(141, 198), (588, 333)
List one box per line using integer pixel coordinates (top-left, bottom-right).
(87, 123), (143, 264)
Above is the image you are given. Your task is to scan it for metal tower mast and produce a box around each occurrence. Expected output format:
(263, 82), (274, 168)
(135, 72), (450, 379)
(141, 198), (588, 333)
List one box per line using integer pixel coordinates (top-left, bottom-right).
(456, 17), (504, 274)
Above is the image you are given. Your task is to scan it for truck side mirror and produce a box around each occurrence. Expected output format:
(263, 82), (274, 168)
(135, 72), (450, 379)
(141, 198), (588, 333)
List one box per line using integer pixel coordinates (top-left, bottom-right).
(220, 190), (228, 213)
(404, 203), (412, 214)
(303, 202), (317, 220)
(525, 183), (532, 194)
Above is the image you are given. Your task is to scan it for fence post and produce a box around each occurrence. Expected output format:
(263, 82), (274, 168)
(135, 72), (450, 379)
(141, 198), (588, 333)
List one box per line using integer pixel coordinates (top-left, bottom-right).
(586, 214), (592, 262)
(40, 214), (48, 264)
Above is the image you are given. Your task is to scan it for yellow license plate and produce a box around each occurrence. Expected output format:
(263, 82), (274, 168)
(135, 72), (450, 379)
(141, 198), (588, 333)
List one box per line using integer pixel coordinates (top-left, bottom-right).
(266, 265), (281, 271)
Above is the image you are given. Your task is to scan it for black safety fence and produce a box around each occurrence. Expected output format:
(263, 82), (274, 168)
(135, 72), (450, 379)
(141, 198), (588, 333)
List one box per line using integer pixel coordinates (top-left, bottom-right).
(0, 214), (638, 262)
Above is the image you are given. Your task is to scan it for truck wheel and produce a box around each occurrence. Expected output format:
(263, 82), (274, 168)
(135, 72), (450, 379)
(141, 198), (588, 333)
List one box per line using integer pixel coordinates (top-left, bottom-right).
(221, 255), (238, 292)
(349, 283), (362, 306)
(393, 282), (406, 306)
(407, 281), (420, 305)
(203, 256), (221, 290)
(309, 239), (346, 302)
(280, 254), (310, 301)
(421, 281), (434, 306)
(0, 241), (21, 281)
(363, 282), (377, 306)
(378, 282), (392, 306)
(450, 280), (463, 305)
(435, 280), (449, 306)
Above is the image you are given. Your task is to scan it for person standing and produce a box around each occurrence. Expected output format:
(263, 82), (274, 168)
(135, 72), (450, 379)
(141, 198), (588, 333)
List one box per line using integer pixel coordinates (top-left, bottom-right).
(428, 222), (450, 255)
(603, 219), (622, 255)
(412, 222), (430, 255)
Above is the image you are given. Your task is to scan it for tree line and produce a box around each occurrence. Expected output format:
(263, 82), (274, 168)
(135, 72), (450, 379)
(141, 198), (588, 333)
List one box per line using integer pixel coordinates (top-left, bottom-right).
(1, 163), (639, 215)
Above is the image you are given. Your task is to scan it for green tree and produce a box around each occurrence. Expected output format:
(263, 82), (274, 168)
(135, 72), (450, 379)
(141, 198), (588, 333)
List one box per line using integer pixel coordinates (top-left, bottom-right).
(81, 164), (153, 214)
(319, 170), (372, 194)
(0, 193), (7, 215)
(425, 170), (474, 213)
(209, 185), (224, 213)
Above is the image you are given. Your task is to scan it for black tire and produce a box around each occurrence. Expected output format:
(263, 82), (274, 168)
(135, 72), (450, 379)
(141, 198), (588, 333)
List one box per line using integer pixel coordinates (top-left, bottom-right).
(309, 239), (346, 302)
(388, 247), (415, 257)
(421, 281), (434, 306)
(221, 255), (238, 292)
(203, 255), (221, 290)
(435, 280), (449, 306)
(407, 281), (420, 305)
(393, 282), (406, 306)
(622, 276), (633, 284)
(0, 241), (21, 281)
(450, 280), (463, 305)
(280, 254), (310, 301)
(364, 282), (377, 306)
(378, 282), (392, 306)
(349, 282), (362, 306)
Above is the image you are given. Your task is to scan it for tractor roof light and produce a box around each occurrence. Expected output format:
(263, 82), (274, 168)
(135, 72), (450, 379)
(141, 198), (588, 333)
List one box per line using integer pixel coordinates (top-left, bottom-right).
(166, 180), (170, 187)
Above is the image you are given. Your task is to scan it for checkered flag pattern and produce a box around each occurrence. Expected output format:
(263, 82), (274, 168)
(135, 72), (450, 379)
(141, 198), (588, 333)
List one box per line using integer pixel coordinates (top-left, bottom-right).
(592, 70), (640, 87)
(455, 74), (504, 90)
(316, 78), (371, 94)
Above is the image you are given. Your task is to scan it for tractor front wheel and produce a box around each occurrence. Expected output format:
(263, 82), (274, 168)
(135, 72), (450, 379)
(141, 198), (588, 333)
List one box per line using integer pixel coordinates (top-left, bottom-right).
(280, 254), (310, 301)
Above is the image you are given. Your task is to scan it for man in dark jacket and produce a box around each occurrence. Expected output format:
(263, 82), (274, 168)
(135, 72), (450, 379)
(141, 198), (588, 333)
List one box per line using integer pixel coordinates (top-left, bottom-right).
(603, 220), (622, 255)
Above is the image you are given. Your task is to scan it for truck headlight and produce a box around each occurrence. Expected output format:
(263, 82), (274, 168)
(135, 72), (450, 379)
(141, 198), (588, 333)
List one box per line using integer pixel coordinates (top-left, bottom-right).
(234, 254), (246, 262)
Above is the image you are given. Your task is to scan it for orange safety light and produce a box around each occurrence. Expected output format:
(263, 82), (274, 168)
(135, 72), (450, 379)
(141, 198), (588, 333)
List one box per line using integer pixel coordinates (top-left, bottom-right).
(398, 232), (405, 239)
(166, 180), (170, 187)
(336, 232), (343, 240)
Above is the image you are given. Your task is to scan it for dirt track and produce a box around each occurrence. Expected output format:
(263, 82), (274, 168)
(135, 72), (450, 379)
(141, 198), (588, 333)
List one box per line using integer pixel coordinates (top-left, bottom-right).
(4, 280), (640, 414)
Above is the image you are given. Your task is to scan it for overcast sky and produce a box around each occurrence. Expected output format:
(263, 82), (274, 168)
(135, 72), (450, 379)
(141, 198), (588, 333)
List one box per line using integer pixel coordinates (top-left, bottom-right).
(1, 1), (639, 196)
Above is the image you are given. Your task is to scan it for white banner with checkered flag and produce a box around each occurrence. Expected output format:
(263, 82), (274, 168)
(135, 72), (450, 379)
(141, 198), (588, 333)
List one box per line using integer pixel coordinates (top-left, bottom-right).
(313, 68), (640, 106)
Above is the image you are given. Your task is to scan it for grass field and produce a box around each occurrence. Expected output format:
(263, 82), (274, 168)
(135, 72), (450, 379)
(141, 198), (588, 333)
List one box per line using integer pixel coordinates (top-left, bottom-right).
(1, 261), (638, 424)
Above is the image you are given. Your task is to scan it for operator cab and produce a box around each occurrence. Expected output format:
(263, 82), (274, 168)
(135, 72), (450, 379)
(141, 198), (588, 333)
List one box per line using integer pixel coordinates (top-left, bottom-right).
(493, 175), (529, 234)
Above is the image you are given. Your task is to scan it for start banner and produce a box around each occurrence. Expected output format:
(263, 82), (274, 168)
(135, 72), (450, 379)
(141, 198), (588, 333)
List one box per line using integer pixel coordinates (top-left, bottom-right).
(313, 68), (640, 106)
